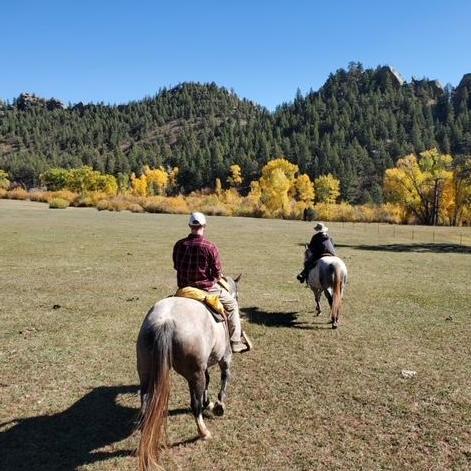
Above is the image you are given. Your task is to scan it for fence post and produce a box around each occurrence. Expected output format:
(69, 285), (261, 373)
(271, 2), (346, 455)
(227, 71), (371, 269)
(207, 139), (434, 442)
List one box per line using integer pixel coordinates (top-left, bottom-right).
(433, 231), (435, 243)
(412, 229), (414, 241)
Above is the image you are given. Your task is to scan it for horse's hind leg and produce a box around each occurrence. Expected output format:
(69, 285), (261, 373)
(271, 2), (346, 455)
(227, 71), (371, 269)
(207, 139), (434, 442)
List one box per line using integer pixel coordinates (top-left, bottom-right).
(314, 289), (322, 316)
(136, 339), (152, 417)
(213, 357), (231, 417)
(203, 369), (214, 411)
(189, 370), (211, 440)
(323, 289), (333, 308)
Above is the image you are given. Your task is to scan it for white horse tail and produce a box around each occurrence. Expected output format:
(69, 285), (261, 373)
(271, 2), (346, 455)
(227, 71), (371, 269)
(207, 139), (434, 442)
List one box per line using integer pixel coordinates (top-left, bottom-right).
(331, 264), (344, 328)
(138, 321), (173, 471)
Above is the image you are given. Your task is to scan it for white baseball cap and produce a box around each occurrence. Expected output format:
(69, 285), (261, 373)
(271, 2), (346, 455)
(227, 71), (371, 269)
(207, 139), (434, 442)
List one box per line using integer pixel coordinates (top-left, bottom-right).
(189, 212), (207, 226)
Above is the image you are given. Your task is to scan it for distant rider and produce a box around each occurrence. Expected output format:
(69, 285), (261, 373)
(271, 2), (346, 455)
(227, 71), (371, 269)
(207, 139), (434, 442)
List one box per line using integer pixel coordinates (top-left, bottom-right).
(297, 222), (336, 283)
(173, 212), (249, 353)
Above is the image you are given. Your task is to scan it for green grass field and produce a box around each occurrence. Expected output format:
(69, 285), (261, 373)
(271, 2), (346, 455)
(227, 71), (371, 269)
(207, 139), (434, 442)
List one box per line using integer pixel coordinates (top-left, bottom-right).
(1, 199), (470, 471)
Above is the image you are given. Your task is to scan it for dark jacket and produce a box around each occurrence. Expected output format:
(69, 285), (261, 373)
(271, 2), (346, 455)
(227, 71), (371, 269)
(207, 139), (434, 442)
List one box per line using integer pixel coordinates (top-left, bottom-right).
(308, 232), (336, 261)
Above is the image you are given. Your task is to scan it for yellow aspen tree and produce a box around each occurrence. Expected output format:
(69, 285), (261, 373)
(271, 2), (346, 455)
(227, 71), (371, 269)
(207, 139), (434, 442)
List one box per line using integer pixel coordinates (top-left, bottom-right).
(0, 170), (11, 189)
(145, 166), (169, 195)
(314, 174), (341, 204)
(258, 158), (299, 216)
(295, 173), (315, 206)
(260, 167), (291, 216)
(95, 174), (118, 195)
(248, 180), (262, 204)
(131, 173), (148, 196)
(443, 158), (471, 226)
(227, 164), (243, 188)
(384, 149), (453, 225)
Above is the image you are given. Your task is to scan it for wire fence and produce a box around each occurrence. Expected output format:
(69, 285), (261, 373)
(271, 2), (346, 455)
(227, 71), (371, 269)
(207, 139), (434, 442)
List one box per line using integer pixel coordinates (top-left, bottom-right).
(331, 221), (471, 247)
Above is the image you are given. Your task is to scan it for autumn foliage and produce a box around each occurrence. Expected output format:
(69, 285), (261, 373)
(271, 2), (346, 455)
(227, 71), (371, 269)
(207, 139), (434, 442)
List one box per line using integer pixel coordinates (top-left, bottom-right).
(384, 149), (470, 225)
(3, 152), (470, 225)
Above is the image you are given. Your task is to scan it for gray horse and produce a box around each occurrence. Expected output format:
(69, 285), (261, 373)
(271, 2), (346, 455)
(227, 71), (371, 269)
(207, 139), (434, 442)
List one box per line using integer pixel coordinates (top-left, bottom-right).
(304, 248), (348, 328)
(136, 276), (241, 470)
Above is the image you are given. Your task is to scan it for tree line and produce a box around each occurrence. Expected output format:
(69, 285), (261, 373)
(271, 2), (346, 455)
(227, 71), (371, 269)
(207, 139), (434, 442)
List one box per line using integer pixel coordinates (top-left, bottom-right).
(1, 63), (470, 206)
(2, 150), (469, 225)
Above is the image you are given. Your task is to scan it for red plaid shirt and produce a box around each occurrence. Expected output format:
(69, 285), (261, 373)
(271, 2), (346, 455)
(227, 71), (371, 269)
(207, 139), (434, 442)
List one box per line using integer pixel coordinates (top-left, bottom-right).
(173, 234), (222, 290)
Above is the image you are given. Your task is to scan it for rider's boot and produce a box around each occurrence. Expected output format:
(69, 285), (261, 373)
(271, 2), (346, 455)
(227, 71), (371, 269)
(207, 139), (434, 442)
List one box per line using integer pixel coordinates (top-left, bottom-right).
(231, 341), (248, 353)
(231, 331), (252, 353)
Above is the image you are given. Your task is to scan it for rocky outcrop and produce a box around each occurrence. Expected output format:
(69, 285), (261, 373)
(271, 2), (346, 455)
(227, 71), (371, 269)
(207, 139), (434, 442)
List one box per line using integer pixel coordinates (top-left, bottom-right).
(15, 93), (65, 111)
(457, 73), (471, 90)
(46, 98), (65, 110)
(376, 66), (405, 87)
(454, 73), (471, 102)
(411, 78), (444, 98)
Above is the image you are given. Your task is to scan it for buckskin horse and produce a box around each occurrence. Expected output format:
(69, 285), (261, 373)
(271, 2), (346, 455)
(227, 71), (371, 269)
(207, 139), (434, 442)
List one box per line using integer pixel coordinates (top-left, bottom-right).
(136, 275), (242, 470)
(304, 248), (348, 328)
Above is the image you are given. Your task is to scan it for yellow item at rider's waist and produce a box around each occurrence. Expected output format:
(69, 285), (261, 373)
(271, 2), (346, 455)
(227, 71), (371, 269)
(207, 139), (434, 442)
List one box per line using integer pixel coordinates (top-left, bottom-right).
(175, 287), (225, 316)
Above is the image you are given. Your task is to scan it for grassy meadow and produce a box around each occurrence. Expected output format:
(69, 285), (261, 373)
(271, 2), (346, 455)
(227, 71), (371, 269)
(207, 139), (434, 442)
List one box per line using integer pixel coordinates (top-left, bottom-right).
(0, 199), (470, 471)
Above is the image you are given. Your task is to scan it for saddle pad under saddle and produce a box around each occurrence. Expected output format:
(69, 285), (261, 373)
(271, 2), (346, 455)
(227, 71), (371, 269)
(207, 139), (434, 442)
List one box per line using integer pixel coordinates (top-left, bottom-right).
(175, 287), (226, 323)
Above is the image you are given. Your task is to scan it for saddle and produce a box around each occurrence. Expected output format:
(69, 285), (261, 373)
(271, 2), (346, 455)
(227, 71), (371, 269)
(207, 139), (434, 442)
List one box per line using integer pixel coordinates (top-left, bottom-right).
(175, 286), (227, 323)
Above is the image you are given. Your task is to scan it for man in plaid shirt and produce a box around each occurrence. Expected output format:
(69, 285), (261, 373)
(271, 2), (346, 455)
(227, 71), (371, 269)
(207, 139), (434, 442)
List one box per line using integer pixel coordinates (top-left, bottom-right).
(173, 212), (248, 353)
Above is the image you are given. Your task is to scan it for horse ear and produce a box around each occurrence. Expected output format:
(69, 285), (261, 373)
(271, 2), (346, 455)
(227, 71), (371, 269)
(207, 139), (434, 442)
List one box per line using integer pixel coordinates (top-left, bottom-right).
(234, 273), (242, 283)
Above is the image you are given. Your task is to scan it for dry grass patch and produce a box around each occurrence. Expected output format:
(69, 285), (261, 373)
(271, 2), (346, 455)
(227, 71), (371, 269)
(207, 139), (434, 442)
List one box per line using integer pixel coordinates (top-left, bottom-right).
(0, 200), (470, 471)
(6, 188), (29, 200)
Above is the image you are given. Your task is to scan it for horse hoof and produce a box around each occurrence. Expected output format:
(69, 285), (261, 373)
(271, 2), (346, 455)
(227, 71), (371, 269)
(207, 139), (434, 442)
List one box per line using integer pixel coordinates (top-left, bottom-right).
(204, 401), (215, 412)
(213, 402), (225, 416)
(332, 323), (338, 329)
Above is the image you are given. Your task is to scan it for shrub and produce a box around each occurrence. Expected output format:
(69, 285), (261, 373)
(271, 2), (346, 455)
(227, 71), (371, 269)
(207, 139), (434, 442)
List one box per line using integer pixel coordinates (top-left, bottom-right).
(0, 170), (10, 190)
(187, 194), (232, 216)
(96, 200), (111, 211)
(128, 203), (144, 213)
(141, 196), (166, 213)
(29, 191), (52, 203)
(95, 195), (144, 212)
(197, 204), (231, 216)
(303, 207), (317, 221)
(0, 188), (8, 199)
(49, 198), (70, 209)
(7, 188), (29, 200)
(233, 198), (262, 218)
(50, 190), (78, 204)
(75, 191), (109, 207)
(159, 196), (190, 214)
(142, 195), (190, 214)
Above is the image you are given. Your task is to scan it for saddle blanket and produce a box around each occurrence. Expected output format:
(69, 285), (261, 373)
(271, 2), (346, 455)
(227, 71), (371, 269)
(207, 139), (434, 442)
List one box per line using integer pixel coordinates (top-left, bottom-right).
(175, 287), (226, 322)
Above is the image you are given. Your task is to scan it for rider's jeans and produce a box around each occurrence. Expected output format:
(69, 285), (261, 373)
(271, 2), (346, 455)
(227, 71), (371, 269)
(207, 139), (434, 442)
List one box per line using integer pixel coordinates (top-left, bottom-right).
(207, 285), (242, 344)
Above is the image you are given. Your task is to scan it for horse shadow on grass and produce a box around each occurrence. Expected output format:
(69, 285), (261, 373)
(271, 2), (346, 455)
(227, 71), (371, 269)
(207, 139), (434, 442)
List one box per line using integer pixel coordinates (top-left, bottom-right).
(336, 242), (471, 254)
(0, 384), (140, 471)
(241, 306), (332, 330)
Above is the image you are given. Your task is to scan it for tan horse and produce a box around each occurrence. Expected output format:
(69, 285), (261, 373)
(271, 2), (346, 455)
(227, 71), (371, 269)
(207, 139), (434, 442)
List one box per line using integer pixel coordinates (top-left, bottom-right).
(304, 249), (348, 328)
(136, 276), (240, 470)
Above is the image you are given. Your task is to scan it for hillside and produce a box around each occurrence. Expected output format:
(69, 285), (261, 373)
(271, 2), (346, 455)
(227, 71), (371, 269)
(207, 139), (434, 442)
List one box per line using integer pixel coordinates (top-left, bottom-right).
(1, 64), (471, 202)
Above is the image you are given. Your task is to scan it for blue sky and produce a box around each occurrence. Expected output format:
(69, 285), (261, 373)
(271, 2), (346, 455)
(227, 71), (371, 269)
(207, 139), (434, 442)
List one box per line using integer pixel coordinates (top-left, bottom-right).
(1, 0), (470, 109)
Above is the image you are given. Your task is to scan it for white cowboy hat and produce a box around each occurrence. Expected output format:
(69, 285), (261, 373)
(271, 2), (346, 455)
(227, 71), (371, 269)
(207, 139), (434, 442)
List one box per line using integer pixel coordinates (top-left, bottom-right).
(314, 222), (328, 232)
